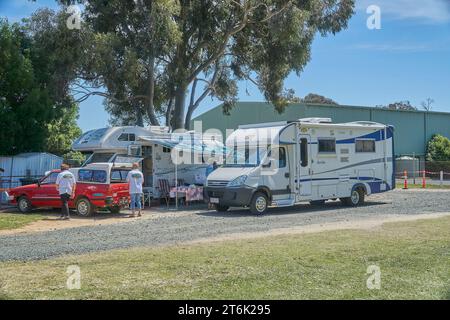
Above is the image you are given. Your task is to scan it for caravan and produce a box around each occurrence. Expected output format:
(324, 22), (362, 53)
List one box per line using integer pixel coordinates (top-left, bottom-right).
(72, 126), (223, 197)
(205, 118), (394, 214)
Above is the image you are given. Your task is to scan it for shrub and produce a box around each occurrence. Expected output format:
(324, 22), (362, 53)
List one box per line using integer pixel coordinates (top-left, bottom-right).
(426, 134), (450, 161)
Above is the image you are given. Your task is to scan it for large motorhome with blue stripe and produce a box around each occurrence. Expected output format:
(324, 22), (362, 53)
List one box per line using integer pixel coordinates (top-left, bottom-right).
(205, 118), (394, 214)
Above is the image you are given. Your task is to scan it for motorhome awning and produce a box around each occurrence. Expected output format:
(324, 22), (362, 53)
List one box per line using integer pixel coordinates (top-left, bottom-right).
(227, 123), (297, 146)
(137, 135), (225, 154)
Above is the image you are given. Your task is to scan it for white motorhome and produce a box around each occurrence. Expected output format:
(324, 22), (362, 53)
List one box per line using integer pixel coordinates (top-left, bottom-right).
(205, 118), (394, 214)
(72, 126), (223, 196)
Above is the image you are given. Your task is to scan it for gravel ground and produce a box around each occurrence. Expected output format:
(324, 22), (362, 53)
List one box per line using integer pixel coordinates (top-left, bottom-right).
(0, 189), (449, 262)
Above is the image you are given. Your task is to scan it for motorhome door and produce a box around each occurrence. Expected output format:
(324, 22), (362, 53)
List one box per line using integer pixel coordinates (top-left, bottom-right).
(264, 146), (291, 201)
(299, 134), (312, 197)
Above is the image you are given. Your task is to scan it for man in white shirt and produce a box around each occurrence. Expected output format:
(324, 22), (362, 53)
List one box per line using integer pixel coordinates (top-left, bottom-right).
(55, 164), (76, 220)
(126, 163), (144, 217)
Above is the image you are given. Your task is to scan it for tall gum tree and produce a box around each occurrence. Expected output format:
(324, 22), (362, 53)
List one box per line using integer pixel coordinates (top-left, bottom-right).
(59, 0), (355, 130)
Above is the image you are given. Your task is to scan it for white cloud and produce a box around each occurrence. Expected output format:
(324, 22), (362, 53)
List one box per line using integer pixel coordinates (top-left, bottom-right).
(358, 0), (450, 23)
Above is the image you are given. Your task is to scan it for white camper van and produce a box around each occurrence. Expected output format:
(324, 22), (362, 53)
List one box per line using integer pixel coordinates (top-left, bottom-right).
(205, 118), (394, 214)
(72, 126), (223, 197)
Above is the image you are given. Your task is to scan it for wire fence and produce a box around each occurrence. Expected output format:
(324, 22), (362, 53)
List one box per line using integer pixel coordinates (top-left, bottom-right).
(395, 161), (450, 186)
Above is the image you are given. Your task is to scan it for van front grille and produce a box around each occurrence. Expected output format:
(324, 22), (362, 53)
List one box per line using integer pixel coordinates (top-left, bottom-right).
(207, 180), (228, 187)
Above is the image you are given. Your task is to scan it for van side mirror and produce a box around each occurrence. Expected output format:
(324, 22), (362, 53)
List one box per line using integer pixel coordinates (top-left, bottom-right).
(262, 157), (274, 168)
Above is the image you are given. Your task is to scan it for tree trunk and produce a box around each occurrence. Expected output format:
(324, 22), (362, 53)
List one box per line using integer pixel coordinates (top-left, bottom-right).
(184, 106), (194, 131)
(135, 104), (144, 127)
(172, 86), (187, 130)
(145, 55), (160, 126)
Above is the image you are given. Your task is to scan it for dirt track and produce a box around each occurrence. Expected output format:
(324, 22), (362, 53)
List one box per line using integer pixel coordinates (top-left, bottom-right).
(0, 189), (449, 261)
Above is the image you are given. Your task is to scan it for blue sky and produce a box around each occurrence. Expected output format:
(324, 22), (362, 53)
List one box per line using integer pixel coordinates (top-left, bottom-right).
(1, 0), (450, 132)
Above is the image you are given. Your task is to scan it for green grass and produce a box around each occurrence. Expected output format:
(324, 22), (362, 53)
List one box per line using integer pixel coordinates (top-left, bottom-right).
(0, 213), (44, 231)
(395, 183), (450, 189)
(0, 217), (449, 300)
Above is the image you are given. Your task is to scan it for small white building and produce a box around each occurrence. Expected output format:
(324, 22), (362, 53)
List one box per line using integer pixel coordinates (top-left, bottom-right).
(0, 152), (63, 189)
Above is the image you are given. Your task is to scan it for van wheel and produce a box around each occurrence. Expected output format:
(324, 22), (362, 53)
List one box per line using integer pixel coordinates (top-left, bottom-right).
(310, 200), (325, 206)
(109, 206), (121, 214)
(17, 196), (32, 213)
(214, 204), (229, 212)
(341, 188), (365, 207)
(76, 198), (94, 217)
(250, 192), (268, 215)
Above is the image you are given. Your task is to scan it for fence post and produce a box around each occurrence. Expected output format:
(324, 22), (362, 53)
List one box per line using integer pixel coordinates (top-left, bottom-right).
(403, 170), (408, 189)
(440, 171), (443, 187)
(422, 170), (426, 189)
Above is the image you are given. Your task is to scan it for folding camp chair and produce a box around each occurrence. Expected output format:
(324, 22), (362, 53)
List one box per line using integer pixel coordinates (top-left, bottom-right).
(158, 179), (171, 208)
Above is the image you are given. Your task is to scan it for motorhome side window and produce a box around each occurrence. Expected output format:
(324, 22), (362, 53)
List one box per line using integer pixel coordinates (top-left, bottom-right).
(267, 147), (286, 168)
(318, 138), (336, 153)
(118, 133), (136, 142)
(278, 147), (287, 168)
(355, 139), (376, 153)
(300, 138), (308, 167)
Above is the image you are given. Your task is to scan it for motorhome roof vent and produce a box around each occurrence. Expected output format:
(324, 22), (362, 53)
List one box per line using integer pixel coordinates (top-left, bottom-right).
(298, 118), (332, 124)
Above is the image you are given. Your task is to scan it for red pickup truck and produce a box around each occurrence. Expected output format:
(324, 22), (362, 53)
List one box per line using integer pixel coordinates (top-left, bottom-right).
(8, 163), (131, 216)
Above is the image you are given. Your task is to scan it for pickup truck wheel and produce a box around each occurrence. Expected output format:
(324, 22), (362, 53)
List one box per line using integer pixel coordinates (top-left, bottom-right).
(109, 206), (121, 214)
(214, 204), (229, 212)
(250, 192), (268, 215)
(76, 198), (94, 217)
(17, 196), (32, 213)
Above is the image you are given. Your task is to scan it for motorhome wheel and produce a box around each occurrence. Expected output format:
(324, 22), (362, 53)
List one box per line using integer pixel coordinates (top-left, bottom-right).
(341, 188), (365, 206)
(250, 192), (268, 215)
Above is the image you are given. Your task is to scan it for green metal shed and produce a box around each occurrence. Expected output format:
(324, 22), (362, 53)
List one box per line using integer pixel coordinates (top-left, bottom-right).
(192, 102), (450, 157)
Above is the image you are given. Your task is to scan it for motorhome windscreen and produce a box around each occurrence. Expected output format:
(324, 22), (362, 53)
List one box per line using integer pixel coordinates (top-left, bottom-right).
(224, 144), (268, 167)
(84, 153), (115, 165)
(76, 128), (108, 144)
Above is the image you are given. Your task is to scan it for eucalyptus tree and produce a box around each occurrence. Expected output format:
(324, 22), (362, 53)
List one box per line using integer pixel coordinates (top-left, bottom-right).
(60, 0), (355, 129)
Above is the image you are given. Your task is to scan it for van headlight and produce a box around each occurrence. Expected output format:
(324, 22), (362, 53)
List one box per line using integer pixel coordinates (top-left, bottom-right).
(227, 175), (248, 187)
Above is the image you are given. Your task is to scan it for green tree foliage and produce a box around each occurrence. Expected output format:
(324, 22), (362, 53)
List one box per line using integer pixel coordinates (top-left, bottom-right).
(381, 101), (417, 111)
(302, 93), (339, 105)
(426, 134), (450, 161)
(0, 12), (83, 156)
(44, 102), (82, 157)
(0, 19), (54, 155)
(60, 0), (355, 130)
(63, 150), (86, 166)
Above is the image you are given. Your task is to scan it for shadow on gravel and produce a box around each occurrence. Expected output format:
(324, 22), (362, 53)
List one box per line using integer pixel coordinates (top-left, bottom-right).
(196, 200), (388, 218)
